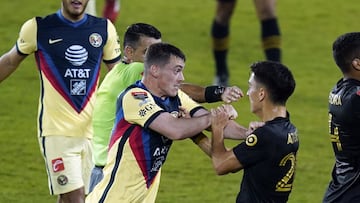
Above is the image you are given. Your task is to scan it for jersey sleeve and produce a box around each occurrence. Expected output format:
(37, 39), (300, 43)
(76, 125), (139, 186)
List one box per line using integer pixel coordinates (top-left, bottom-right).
(102, 19), (121, 63)
(16, 18), (37, 55)
(233, 129), (268, 168)
(123, 87), (165, 127)
(177, 89), (203, 115)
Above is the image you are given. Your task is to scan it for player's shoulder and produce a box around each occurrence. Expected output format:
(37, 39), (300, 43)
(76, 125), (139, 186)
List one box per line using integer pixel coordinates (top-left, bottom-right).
(177, 89), (191, 100)
(341, 83), (360, 102)
(86, 14), (108, 24)
(123, 86), (151, 100)
(35, 12), (60, 25)
(122, 62), (144, 73)
(20, 17), (37, 30)
(129, 62), (145, 69)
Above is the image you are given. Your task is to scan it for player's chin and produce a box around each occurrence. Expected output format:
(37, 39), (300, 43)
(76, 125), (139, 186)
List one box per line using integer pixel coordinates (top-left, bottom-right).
(168, 88), (179, 97)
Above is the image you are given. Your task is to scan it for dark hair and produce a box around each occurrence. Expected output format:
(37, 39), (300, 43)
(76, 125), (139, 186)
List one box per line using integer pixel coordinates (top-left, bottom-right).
(123, 23), (162, 48)
(144, 42), (186, 69)
(333, 32), (360, 73)
(250, 61), (295, 105)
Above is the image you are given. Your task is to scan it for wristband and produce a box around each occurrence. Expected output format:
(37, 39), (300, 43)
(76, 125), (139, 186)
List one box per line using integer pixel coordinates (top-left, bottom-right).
(190, 133), (207, 144)
(205, 85), (225, 103)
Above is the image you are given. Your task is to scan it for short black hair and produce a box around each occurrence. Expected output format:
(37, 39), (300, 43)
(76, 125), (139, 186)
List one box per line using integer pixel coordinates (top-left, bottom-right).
(144, 42), (186, 69)
(250, 61), (295, 105)
(123, 23), (162, 48)
(332, 32), (360, 73)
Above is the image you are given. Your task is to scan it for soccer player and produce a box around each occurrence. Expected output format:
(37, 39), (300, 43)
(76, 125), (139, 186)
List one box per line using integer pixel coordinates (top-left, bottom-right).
(89, 22), (244, 192)
(86, 42), (251, 202)
(212, 0), (281, 86)
(0, 0), (121, 202)
(323, 32), (360, 202)
(89, 22), (162, 192)
(210, 61), (298, 202)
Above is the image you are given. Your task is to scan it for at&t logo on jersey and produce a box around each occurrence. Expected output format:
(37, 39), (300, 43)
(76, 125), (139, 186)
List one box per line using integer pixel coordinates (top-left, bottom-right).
(63, 44), (92, 95)
(65, 45), (88, 66)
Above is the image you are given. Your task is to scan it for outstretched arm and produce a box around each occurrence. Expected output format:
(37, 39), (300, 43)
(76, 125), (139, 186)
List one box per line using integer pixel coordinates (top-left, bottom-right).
(0, 46), (27, 83)
(180, 83), (243, 104)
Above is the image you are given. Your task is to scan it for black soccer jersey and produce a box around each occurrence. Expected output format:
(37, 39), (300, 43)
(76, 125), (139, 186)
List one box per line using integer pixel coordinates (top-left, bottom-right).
(233, 117), (299, 203)
(323, 78), (360, 202)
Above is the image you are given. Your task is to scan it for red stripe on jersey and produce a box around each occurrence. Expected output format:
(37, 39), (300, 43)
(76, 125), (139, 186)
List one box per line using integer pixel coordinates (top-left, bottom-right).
(128, 126), (151, 187)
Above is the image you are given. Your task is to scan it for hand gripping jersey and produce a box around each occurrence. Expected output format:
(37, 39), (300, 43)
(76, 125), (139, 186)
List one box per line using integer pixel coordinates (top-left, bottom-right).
(16, 10), (121, 139)
(323, 78), (360, 202)
(86, 80), (203, 203)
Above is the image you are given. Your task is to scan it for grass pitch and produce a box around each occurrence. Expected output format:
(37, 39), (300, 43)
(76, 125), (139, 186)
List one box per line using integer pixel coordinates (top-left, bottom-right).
(0, 0), (357, 202)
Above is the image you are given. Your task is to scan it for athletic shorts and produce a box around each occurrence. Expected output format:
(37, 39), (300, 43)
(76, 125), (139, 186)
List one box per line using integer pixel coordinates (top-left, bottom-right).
(38, 135), (93, 195)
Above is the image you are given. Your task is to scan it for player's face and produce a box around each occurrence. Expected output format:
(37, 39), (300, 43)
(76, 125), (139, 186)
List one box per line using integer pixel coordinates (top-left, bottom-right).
(61, 0), (89, 21)
(157, 56), (185, 98)
(131, 37), (161, 63)
(247, 73), (262, 114)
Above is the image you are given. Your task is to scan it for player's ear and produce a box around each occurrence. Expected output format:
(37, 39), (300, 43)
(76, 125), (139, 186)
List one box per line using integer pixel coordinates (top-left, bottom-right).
(258, 87), (265, 102)
(150, 64), (160, 78)
(124, 45), (134, 62)
(351, 58), (360, 71)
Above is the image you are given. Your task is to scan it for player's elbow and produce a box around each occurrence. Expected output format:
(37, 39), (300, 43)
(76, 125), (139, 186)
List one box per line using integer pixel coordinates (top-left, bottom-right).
(211, 159), (229, 176)
(213, 164), (228, 176)
(166, 131), (189, 140)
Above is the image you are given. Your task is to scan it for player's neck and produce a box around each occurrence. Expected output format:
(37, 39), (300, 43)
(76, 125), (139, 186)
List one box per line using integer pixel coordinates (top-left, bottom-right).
(260, 105), (287, 122)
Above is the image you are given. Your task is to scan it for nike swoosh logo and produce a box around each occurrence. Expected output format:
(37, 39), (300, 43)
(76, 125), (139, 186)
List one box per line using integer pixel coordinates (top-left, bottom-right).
(48, 38), (63, 44)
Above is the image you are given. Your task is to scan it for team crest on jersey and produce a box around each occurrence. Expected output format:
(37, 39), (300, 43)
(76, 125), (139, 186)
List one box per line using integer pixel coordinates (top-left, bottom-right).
(52, 158), (65, 172)
(89, 33), (103, 48)
(57, 175), (68, 186)
(245, 134), (258, 147)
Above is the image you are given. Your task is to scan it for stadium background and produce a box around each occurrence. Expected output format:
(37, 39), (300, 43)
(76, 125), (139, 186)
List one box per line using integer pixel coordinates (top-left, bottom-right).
(0, 0), (355, 202)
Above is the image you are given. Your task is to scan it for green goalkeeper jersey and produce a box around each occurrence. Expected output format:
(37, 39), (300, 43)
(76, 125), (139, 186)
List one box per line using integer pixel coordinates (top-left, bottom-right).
(92, 61), (144, 166)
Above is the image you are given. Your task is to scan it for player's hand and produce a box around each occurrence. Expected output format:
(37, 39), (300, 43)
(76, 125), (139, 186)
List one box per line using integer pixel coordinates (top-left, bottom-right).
(221, 104), (238, 120)
(178, 106), (191, 118)
(221, 86), (244, 104)
(246, 121), (265, 136)
(210, 107), (230, 131)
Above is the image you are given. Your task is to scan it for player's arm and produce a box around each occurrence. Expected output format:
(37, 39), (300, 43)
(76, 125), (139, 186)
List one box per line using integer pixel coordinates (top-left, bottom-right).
(210, 107), (243, 175)
(180, 83), (243, 104)
(178, 105), (212, 157)
(0, 18), (37, 83)
(103, 19), (121, 71)
(92, 91), (118, 167)
(149, 108), (212, 140)
(0, 46), (27, 83)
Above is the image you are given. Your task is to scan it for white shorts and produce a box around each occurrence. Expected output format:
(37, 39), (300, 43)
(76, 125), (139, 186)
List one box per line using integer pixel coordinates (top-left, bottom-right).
(38, 135), (93, 195)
